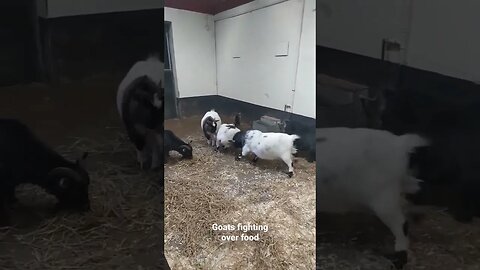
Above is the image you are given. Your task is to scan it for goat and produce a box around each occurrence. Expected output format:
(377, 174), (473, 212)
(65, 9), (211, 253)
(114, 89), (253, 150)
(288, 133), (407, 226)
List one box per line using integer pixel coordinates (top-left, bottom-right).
(201, 109), (221, 147)
(381, 88), (480, 222)
(280, 119), (315, 162)
(406, 129), (480, 222)
(164, 129), (193, 160)
(0, 119), (90, 226)
(117, 55), (164, 170)
(216, 113), (241, 151)
(316, 127), (429, 269)
(230, 130), (300, 177)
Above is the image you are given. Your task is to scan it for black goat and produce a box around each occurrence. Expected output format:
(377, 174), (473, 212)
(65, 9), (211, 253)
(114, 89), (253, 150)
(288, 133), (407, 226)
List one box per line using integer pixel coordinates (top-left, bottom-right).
(164, 130), (193, 160)
(281, 119), (315, 162)
(382, 88), (480, 222)
(0, 119), (90, 226)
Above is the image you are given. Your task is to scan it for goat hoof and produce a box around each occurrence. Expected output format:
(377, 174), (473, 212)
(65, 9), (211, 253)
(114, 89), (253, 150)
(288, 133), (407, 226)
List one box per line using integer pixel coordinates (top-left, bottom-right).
(287, 172), (293, 178)
(385, 251), (407, 269)
(235, 155), (241, 161)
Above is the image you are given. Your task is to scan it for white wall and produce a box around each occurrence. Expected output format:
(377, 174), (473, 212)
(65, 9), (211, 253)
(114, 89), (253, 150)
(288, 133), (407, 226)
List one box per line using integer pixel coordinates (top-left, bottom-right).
(215, 0), (315, 118)
(406, 0), (480, 83)
(293, 0), (316, 118)
(165, 8), (217, 98)
(317, 0), (480, 83)
(37, 0), (163, 18)
(316, 0), (410, 61)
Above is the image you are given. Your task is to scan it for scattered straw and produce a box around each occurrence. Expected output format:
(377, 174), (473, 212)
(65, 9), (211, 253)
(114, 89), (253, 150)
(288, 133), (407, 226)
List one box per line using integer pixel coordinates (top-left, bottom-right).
(316, 206), (480, 270)
(1, 132), (163, 270)
(164, 127), (316, 270)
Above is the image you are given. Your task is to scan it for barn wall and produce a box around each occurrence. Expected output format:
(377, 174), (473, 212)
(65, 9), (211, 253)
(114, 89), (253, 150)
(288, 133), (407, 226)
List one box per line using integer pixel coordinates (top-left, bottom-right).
(293, 0), (316, 118)
(406, 0), (480, 83)
(317, 0), (480, 84)
(215, 0), (315, 118)
(0, 0), (36, 86)
(178, 95), (315, 127)
(165, 8), (217, 98)
(37, 0), (164, 18)
(39, 9), (163, 83)
(316, 0), (409, 62)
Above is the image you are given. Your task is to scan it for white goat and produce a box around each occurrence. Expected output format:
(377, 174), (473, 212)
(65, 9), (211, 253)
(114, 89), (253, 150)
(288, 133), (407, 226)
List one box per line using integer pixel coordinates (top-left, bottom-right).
(201, 109), (222, 147)
(231, 130), (300, 177)
(316, 127), (429, 269)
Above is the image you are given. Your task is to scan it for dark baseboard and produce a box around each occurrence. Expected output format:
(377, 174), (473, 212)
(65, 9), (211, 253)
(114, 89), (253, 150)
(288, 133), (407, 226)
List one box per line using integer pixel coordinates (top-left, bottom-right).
(317, 45), (398, 88)
(174, 95), (315, 127)
(317, 45), (480, 102)
(316, 45), (480, 128)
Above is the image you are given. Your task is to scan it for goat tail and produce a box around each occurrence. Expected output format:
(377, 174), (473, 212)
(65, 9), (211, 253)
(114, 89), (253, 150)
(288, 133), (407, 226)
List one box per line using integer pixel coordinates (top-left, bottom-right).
(398, 134), (430, 153)
(290, 134), (301, 154)
(234, 113), (241, 127)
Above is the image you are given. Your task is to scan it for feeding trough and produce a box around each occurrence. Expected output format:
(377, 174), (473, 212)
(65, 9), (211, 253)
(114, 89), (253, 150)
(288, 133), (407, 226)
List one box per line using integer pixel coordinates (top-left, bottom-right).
(252, 115), (283, 133)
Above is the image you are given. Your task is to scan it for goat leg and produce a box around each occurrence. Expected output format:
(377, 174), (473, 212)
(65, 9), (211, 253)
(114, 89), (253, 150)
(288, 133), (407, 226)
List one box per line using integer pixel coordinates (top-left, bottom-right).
(235, 150), (242, 161)
(371, 196), (409, 269)
(281, 154), (294, 178)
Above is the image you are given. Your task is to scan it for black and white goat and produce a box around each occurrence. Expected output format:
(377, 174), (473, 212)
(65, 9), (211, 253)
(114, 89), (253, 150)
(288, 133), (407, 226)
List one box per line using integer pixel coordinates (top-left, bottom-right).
(316, 127), (429, 269)
(201, 109), (221, 147)
(280, 119), (315, 162)
(164, 129), (193, 160)
(0, 119), (90, 226)
(231, 130), (300, 177)
(117, 55), (164, 170)
(216, 113), (241, 151)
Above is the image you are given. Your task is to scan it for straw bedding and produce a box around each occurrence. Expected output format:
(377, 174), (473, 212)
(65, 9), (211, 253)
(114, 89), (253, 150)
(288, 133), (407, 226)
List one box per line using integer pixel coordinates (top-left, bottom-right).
(0, 133), (164, 270)
(164, 127), (316, 270)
